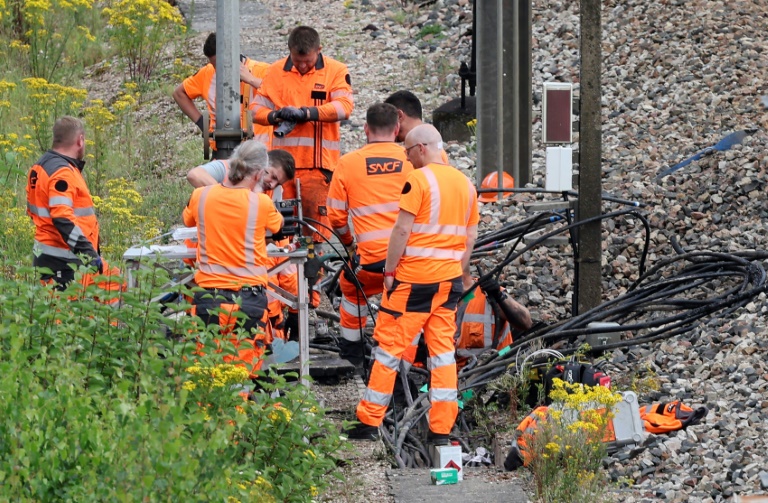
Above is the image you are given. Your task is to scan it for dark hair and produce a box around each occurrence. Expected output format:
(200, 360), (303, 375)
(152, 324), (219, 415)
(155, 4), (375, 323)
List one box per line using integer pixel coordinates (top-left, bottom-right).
(203, 32), (216, 58)
(228, 140), (268, 184)
(288, 26), (321, 54)
(366, 103), (399, 135)
(384, 90), (422, 120)
(52, 116), (84, 148)
(268, 149), (296, 181)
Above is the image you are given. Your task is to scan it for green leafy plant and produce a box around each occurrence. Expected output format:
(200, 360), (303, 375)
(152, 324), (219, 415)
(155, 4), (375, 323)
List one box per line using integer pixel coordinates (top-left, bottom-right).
(1, 0), (100, 82)
(523, 379), (623, 502)
(417, 23), (442, 39)
(0, 263), (348, 502)
(102, 0), (186, 83)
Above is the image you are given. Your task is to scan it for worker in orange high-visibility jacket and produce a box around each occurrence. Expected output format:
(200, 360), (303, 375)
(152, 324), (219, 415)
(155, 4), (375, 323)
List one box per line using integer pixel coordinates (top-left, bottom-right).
(348, 124), (479, 443)
(455, 272), (532, 368)
(251, 25), (354, 243)
(173, 32), (272, 157)
(384, 90), (449, 164)
(185, 149), (313, 340)
(25, 116), (121, 293)
(183, 140), (284, 377)
(326, 102), (414, 367)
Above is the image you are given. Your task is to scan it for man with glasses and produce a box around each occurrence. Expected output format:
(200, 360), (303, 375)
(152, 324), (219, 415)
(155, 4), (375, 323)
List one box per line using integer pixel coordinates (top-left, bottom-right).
(348, 124), (479, 444)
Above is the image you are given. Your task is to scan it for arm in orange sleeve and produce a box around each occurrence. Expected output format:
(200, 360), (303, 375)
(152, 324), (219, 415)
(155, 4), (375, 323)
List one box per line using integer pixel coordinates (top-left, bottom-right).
(251, 71), (280, 126)
(174, 69), (207, 125)
(182, 190), (201, 228)
(304, 64), (354, 123)
(263, 195), (284, 234)
(326, 164), (353, 245)
(48, 171), (98, 260)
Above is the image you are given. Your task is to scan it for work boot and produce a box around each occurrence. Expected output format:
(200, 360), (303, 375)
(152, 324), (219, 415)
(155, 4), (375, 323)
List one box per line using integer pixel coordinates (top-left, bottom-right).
(426, 430), (451, 446)
(342, 421), (380, 441)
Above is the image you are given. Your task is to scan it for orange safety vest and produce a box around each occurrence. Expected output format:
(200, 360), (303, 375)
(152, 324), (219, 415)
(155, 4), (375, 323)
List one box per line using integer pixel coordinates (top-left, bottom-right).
(181, 58), (273, 150)
(457, 288), (512, 352)
(251, 53), (354, 170)
(639, 401), (707, 434)
(26, 150), (99, 271)
(182, 184), (283, 289)
(326, 142), (413, 264)
(395, 163), (479, 283)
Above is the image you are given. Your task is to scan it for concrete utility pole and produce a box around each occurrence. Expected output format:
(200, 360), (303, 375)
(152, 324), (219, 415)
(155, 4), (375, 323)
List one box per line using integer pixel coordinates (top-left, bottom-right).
(517, 0), (532, 186)
(214, 0), (242, 160)
(576, 0), (603, 313)
(476, 0), (503, 186)
(476, 0), (532, 195)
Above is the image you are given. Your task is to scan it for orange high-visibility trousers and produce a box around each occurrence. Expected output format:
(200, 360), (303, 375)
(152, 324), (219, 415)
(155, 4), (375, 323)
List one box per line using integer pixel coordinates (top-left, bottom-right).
(192, 288), (270, 378)
(357, 277), (463, 435)
(338, 267), (383, 363)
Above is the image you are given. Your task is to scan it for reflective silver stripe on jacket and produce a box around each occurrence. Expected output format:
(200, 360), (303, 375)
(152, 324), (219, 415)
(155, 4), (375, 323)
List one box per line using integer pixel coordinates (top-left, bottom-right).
(66, 226), (85, 249)
(197, 186), (267, 278)
(49, 196), (73, 207)
(330, 90), (353, 99)
(73, 207), (95, 216)
(254, 95), (275, 110)
(411, 223), (467, 236)
(356, 228), (391, 243)
(349, 201), (399, 217)
(33, 240), (78, 260)
(332, 101), (348, 120)
(27, 203), (50, 218)
(403, 246), (464, 260)
(422, 166), (441, 224)
(326, 197), (347, 210)
(272, 137), (340, 151)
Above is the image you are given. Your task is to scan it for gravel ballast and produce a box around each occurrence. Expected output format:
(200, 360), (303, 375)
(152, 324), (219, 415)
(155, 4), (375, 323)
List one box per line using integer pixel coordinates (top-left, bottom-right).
(173, 1), (768, 501)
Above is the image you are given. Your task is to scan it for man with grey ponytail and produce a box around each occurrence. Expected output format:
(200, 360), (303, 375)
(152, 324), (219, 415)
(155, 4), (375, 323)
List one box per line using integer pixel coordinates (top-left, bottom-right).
(183, 140), (284, 376)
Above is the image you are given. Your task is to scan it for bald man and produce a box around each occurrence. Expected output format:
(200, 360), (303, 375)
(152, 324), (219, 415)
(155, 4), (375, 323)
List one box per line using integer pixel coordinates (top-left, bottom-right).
(348, 124), (479, 444)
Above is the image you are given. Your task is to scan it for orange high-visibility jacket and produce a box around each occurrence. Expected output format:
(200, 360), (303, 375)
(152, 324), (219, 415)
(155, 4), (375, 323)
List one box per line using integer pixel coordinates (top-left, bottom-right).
(251, 54), (354, 170)
(396, 163), (479, 283)
(26, 150), (99, 272)
(326, 142), (413, 264)
(457, 287), (512, 352)
(182, 57), (272, 148)
(183, 184), (283, 289)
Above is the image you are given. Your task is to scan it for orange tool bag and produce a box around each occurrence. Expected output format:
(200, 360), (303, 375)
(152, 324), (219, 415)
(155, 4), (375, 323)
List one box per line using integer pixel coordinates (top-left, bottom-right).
(638, 400), (707, 434)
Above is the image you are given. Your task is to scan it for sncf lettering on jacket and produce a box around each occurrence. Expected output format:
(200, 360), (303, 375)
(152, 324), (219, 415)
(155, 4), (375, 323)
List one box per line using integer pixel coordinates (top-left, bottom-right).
(366, 157), (403, 176)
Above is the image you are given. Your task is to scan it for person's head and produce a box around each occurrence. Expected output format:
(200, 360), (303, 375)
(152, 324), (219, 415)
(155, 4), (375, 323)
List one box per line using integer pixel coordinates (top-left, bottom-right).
(364, 102), (400, 141)
(263, 149), (296, 191)
(385, 90), (423, 142)
(228, 140), (269, 186)
(52, 116), (86, 160)
(403, 124), (443, 169)
(288, 26), (321, 75)
(204, 32), (216, 66)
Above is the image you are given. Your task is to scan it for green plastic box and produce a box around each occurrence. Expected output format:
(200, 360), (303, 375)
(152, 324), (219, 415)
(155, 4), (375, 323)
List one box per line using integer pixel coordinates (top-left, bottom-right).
(430, 468), (459, 485)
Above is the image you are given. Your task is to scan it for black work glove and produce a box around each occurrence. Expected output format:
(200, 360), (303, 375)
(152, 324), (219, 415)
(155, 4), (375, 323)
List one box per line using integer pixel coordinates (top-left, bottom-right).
(90, 256), (104, 274)
(300, 106), (318, 122)
(276, 106), (307, 123)
(478, 274), (505, 303)
(194, 116), (204, 132)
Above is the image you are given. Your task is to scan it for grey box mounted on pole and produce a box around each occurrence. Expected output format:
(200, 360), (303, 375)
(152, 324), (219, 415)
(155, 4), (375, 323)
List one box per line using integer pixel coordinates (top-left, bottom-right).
(542, 82), (573, 144)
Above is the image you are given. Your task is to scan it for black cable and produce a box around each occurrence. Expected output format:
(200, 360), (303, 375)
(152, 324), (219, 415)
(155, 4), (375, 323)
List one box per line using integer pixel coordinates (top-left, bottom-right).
(297, 217), (376, 381)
